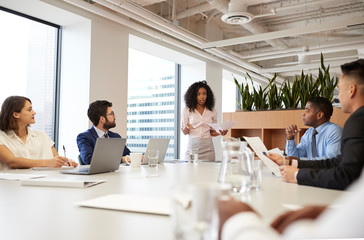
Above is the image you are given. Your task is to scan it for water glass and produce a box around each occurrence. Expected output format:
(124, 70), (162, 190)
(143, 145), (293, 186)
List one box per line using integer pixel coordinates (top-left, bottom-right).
(171, 183), (228, 240)
(189, 148), (199, 164)
(251, 159), (263, 191)
(147, 150), (159, 177)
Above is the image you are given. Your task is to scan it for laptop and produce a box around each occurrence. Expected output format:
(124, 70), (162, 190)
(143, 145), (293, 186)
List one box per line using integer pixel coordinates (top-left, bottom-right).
(141, 138), (170, 164)
(61, 138), (126, 175)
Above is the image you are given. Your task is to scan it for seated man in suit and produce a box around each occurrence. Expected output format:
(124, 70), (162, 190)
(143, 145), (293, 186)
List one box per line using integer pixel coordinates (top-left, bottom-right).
(285, 97), (342, 160)
(265, 59), (364, 190)
(77, 100), (130, 165)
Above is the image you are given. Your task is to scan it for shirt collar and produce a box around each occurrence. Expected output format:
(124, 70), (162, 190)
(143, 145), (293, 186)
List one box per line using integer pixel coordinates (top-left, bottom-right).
(93, 125), (107, 138)
(315, 121), (330, 133)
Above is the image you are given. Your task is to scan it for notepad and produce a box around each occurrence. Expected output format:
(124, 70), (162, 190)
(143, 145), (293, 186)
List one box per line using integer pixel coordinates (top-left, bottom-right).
(77, 194), (171, 215)
(20, 178), (106, 188)
(0, 173), (46, 181)
(208, 120), (236, 132)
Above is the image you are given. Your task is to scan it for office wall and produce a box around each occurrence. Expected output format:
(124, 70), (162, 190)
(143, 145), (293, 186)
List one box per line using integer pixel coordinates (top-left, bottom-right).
(2, 0), (226, 160)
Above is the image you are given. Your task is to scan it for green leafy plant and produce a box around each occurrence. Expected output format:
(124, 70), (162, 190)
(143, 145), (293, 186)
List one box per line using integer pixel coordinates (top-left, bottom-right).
(280, 78), (300, 109)
(316, 53), (338, 102)
(298, 71), (320, 108)
(267, 73), (281, 110)
(234, 75), (254, 111)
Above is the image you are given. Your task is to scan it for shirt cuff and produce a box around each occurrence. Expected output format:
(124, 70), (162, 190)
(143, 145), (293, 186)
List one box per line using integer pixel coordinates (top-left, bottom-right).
(292, 159), (298, 168)
(222, 212), (280, 240)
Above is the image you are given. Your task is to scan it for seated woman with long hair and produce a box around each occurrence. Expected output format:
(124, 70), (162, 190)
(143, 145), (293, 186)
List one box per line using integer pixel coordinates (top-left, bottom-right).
(0, 96), (78, 169)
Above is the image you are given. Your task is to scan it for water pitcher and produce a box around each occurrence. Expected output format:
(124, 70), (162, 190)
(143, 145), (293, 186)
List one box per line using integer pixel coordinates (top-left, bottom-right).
(218, 138), (254, 194)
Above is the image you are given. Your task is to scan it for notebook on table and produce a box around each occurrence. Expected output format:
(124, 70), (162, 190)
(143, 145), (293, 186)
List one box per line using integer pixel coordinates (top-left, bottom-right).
(141, 138), (170, 164)
(61, 138), (126, 175)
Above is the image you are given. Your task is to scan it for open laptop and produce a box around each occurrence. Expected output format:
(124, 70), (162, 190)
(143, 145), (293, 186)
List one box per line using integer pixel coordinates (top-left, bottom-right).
(141, 138), (170, 164)
(61, 138), (126, 175)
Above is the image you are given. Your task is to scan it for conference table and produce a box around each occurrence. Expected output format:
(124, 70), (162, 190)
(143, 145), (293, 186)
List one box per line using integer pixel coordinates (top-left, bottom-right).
(0, 162), (344, 240)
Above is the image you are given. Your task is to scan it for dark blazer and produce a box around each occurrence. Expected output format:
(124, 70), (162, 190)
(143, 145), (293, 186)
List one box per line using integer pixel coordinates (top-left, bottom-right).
(297, 106), (364, 190)
(76, 127), (131, 165)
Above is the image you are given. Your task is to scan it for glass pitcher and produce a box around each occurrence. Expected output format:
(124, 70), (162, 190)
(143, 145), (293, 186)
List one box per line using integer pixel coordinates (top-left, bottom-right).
(218, 138), (254, 194)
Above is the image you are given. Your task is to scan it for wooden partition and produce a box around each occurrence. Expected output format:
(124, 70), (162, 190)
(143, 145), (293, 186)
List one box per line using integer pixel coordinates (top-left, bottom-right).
(223, 107), (349, 150)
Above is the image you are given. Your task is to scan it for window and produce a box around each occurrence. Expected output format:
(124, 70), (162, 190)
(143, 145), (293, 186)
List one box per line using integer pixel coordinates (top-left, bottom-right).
(0, 7), (60, 141)
(127, 48), (178, 159)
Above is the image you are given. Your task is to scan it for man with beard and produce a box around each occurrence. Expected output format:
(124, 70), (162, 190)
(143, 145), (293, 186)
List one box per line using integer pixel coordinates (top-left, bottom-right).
(77, 100), (130, 165)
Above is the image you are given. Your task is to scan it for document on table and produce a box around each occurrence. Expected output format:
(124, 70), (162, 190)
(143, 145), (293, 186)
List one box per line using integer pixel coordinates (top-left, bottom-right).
(32, 166), (75, 171)
(77, 194), (171, 216)
(208, 120), (236, 132)
(243, 136), (282, 177)
(0, 173), (46, 181)
(21, 178), (106, 188)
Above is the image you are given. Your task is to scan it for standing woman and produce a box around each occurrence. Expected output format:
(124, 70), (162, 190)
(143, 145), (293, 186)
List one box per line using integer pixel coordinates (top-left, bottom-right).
(0, 96), (78, 169)
(181, 81), (227, 161)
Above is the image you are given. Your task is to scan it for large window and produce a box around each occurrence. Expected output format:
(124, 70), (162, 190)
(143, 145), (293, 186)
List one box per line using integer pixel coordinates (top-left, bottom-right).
(0, 7), (60, 141)
(127, 48), (178, 159)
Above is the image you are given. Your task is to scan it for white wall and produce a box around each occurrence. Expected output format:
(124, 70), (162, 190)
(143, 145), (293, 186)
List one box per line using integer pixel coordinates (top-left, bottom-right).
(2, 0), (228, 161)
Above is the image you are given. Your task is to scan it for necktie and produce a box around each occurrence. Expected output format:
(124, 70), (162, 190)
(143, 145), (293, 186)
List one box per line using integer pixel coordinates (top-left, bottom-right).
(312, 129), (318, 158)
(104, 132), (109, 138)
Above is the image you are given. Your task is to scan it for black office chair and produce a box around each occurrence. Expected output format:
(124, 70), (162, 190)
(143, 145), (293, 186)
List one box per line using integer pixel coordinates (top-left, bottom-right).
(78, 155), (85, 165)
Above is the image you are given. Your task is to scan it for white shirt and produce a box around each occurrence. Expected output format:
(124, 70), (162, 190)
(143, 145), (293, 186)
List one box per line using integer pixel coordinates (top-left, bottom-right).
(222, 170), (364, 240)
(182, 107), (217, 139)
(0, 127), (54, 169)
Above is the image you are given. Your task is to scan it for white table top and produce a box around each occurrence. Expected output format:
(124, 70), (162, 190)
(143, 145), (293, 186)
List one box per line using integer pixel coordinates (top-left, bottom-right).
(0, 162), (344, 240)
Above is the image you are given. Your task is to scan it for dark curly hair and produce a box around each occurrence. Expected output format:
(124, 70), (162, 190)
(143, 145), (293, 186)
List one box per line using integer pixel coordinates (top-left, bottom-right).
(184, 80), (215, 111)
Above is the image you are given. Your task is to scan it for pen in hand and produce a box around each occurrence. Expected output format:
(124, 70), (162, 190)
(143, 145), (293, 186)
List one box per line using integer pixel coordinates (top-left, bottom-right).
(63, 145), (70, 166)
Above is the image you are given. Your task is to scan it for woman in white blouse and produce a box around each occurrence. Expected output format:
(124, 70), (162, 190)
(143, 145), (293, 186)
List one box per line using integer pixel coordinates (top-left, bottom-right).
(0, 96), (78, 169)
(181, 81), (227, 161)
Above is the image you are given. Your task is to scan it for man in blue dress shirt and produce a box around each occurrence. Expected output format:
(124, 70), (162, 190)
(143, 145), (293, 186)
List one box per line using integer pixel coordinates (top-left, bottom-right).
(285, 97), (342, 160)
(77, 100), (130, 165)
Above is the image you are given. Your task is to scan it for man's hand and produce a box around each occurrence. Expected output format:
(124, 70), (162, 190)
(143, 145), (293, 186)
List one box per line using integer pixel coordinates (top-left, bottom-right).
(218, 197), (257, 239)
(285, 124), (299, 140)
(279, 166), (299, 183)
(271, 205), (327, 233)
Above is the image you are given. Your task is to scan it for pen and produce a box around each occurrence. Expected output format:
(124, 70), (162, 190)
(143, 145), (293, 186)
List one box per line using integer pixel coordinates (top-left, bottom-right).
(63, 145), (70, 166)
(63, 145), (67, 158)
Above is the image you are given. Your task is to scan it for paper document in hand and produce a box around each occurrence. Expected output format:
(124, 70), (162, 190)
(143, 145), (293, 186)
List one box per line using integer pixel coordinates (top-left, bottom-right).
(208, 120), (236, 132)
(243, 136), (281, 177)
(21, 178), (105, 188)
(77, 194), (171, 216)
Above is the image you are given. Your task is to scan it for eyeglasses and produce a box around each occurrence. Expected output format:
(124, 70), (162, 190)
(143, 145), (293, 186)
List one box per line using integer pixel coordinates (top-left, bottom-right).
(106, 111), (115, 117)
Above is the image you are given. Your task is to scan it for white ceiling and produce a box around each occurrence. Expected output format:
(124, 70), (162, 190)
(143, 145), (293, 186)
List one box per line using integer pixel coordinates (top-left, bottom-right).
(65, 0), (364, 82)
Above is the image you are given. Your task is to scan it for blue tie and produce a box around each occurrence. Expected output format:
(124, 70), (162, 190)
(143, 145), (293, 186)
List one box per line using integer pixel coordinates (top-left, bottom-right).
(312, 129), (318, 158)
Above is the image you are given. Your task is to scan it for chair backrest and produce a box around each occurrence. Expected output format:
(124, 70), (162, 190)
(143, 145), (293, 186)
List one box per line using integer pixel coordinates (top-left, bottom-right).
(78, 155), (85, 165)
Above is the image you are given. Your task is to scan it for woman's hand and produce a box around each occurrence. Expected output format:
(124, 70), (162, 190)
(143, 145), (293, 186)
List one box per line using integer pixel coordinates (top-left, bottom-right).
(48, 156), (78, 167)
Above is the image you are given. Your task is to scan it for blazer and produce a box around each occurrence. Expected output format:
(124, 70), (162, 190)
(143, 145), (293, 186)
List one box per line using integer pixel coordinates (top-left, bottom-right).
(297, 106), (364, 190)
(76, 127), (131, 165)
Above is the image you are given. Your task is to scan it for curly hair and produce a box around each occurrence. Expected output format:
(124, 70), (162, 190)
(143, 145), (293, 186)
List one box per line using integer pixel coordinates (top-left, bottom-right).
(184, 80), (215, 111)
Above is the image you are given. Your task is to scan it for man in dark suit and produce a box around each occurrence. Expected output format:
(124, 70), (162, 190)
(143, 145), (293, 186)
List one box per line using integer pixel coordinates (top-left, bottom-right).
(266, 59), (364, 190)
(77, 100), (130, 165)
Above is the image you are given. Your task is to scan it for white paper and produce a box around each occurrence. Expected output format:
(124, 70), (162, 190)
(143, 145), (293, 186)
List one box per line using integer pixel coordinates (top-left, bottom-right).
(208, 120), (236, 132)
(243, 136), (281, 177)
(0, 173), (46, 181)
(21, 178), (106, 188)
(77, 194), (171, 216)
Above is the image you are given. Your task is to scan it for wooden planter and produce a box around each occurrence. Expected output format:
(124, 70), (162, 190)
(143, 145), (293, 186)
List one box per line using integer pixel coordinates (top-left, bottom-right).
(223, 107), (350, 150)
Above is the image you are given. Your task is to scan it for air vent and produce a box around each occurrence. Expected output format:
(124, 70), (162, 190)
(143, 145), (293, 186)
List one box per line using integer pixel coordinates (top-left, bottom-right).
(221, 12), (254, 25)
